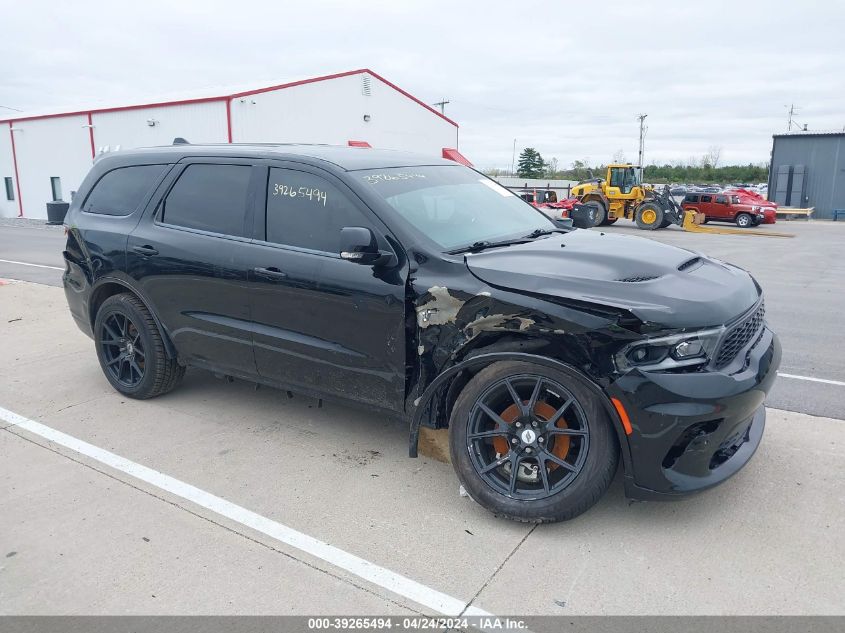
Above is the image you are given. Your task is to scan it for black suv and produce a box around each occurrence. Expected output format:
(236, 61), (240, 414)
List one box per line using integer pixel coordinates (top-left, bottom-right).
(62, 144), (780, 522)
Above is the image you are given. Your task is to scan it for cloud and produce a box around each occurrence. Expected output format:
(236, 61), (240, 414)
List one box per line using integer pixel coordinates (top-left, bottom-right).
(2, 0), (842, 168)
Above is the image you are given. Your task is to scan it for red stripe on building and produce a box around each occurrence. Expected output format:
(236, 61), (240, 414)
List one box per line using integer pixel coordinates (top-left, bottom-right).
(225, 99), (233, 143)
(87, 112), (96, 159)
(8, 122), (23, 217)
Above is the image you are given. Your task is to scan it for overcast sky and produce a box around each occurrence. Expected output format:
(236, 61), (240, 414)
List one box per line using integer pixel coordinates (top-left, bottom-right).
(3, 0), (843, 170)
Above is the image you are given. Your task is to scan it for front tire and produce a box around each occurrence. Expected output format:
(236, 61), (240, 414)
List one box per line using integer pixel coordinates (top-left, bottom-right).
(94, 293), (185, 399)
(449, 361), (619, 523)
(635, 203), (664, 230)
(735, 212), (753, 228)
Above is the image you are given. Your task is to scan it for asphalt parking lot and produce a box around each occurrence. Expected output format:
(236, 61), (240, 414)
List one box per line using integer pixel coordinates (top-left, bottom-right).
(1, 218), (844, 617)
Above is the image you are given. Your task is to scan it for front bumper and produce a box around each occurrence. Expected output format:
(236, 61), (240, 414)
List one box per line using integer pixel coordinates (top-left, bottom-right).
(609, 326), (781, 499)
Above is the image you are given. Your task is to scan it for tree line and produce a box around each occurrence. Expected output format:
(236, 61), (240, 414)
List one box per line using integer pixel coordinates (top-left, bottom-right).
(497, 147), (769, 184)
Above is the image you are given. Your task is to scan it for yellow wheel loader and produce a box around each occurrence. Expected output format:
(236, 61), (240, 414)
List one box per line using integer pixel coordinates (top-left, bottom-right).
(570, 164), (684, 230)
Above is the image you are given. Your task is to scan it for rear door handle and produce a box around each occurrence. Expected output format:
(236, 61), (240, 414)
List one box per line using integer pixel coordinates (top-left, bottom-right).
(132, 245), (159, 256)
(253, 266), (288, 280)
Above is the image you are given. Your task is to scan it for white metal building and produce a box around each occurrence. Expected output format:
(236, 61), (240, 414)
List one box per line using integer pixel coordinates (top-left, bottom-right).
(1, 69), (464, 219)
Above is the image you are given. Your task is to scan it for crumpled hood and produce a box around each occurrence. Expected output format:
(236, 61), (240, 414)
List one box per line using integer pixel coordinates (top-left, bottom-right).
(465, 230), (760, 328)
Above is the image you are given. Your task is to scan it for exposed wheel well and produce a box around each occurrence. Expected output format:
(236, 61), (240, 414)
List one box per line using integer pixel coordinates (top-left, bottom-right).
(430, 336), (559, 430)
(89, 282), (129, 329)
(581, 194), (607, 210)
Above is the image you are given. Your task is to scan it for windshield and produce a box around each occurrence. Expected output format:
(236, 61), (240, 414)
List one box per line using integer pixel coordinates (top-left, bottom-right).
(356, 166), (555, 250)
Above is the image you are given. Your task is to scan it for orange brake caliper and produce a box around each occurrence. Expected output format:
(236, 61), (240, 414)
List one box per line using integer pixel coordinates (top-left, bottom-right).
(491, 401), (571, 469)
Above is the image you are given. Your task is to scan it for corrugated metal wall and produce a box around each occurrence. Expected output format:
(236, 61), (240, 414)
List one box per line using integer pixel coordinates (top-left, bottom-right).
(769, 134), (845, 219)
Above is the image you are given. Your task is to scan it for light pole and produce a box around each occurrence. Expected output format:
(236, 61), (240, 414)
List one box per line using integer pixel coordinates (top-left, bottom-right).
(511, 139), (517, 176)
(637, 114), (648, 181)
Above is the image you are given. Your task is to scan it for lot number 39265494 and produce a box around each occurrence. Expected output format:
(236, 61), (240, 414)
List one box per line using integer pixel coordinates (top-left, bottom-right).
(273, 183), (328, 206)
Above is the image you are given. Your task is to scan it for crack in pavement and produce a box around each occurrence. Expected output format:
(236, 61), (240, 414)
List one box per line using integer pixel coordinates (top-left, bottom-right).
(458, 523), (538, 617)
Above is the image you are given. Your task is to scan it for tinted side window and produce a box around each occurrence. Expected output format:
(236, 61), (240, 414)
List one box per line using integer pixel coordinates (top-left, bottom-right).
(701, 195), (712, 203)
(685, 194), (699, 202)
(266, 168), (371, 252)
(163, 164), (252, 236)
(715, 195), (727, 204)
(83, 165), (167, 216)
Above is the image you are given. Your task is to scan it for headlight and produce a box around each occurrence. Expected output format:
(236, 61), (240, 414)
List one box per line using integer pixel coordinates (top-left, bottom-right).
(615, 327), (724, 371)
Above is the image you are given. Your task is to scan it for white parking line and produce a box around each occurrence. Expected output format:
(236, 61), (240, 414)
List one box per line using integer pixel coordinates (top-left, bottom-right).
(0, 405), (491, 618)
(0, 258), (63, 271)
(779, 372), (845, 387)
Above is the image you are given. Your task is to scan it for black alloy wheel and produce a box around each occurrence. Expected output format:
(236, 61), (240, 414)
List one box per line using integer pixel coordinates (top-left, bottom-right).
(466, 374), (589, 500)
(100, 312), (146, 388)
(94, 293), (185, 399)
(449, 361), (618, 523)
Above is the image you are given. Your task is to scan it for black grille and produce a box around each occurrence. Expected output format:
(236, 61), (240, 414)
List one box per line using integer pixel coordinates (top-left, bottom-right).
(714, 300), (766, 369)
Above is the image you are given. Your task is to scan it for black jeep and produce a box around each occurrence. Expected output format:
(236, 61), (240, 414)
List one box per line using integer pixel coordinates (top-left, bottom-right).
(62, 144), (780, 522)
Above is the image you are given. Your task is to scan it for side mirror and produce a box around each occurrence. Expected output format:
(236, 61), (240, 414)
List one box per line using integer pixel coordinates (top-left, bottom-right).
(339, 226), (393, 266)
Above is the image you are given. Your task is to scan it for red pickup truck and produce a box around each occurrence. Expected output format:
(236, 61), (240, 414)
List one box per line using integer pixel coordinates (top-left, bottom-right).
(681, 193), (766, 227)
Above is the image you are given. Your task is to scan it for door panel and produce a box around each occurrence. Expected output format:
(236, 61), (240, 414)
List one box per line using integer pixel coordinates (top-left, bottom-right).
(699, 195), (718, 218)
(790, 165), (806, 207)
(246, 164), (408, 412)
(774, 165), (791, 206)
(126, 160), (259, 375)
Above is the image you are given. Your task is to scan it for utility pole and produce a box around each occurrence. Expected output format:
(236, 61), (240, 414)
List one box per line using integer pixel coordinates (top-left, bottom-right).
(786, 104), (799, 132)
(432, 99), (450, 115)
(637, 114), (648, 180)
(511, 139), (517, 176)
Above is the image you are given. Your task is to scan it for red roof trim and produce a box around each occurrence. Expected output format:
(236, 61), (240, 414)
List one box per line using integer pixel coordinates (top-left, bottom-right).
(0, 69), (458, 128)
(365, 70), (458, 128)
(227, 68), (366, 99)
(0, 97), (226, 124)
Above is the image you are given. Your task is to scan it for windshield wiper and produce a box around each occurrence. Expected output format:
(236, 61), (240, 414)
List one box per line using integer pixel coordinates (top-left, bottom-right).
(447, 238), (531, 255)
(524, 228), (563, 239)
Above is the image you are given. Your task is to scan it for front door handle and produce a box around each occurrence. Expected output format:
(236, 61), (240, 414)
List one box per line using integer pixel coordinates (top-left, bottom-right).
(132, 245), (159, 256)
(253, 266), (288, 280)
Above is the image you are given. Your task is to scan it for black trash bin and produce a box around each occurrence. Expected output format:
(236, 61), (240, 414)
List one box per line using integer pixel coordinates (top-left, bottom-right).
(46, 200), (69, 225)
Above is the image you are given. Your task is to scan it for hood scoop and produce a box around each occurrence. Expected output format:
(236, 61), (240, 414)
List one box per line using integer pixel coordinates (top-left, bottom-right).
(616, 274), (661, 283)
(678, 256), (703, 272)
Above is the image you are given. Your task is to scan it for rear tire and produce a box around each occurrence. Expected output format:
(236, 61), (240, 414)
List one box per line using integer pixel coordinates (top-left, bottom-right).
(94, 293), (185, 399)
(584, 200), (607, 227)
(635, 203), (664, 230)
(735, 213), (753, 228)
(449, 361), (618, 523)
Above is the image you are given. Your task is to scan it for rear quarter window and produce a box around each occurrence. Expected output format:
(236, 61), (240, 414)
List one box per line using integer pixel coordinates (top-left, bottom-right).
(83, 165), (167, 216)
(684, 194), (699, 202)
